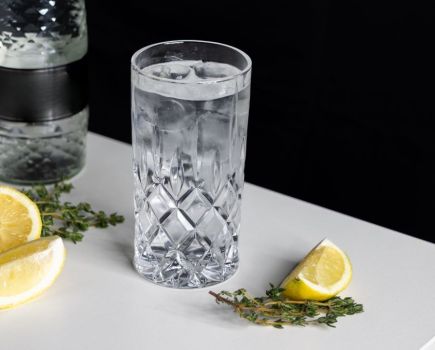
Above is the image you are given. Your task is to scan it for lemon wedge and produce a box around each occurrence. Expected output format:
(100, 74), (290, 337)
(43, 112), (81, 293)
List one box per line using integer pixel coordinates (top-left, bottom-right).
(281, 239), (352, 301)
(0, 186), (42, 253)
(0, 236), (66, 309)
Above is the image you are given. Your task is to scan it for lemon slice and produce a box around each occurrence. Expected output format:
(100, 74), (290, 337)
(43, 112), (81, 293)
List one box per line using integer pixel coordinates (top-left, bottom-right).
(0, 186), (42, 253)
(0, 236), (66, 309)
(281, 239), (352, 301)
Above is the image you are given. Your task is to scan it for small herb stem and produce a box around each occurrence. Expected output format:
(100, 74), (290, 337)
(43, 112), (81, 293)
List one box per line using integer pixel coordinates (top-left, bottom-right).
(264, 300), (331, 307)
(209, 291), (237, 307)
(23, 182), (124, 243)
(41, 212), (62, 218)
(210, 285), (363, 328)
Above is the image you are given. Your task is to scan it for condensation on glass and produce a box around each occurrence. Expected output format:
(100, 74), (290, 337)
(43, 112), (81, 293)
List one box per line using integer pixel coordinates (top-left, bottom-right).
(131, 41), (252, 288)
(0, 0), (88, 184)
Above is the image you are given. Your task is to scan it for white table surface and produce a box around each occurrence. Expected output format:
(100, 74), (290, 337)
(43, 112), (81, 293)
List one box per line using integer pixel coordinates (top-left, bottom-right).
(1, 132), (435, 350)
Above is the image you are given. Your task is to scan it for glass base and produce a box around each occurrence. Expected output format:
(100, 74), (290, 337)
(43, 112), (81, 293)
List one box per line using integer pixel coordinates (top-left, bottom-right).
(133, 257), (239, 289)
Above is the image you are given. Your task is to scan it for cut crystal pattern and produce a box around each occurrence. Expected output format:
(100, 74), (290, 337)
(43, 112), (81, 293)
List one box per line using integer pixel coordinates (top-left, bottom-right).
(133, 58), (250, 288)
(0, 108), (88, 184)
(0, 0), (88, 68)
(179, 188), (212, 224)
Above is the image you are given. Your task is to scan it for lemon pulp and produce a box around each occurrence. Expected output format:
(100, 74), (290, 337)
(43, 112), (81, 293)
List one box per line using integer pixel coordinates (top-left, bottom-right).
(0, 236), (65, 309)
(0, 186), (42, 252)
(281, 239), (352, 301)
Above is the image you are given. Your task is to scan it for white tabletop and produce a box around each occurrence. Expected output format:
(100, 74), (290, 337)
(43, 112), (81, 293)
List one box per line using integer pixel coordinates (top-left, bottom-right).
(1, 132), (435, 350)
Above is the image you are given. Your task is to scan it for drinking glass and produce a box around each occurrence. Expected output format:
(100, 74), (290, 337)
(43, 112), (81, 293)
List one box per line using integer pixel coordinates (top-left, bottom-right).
(131, 40), (252, 288)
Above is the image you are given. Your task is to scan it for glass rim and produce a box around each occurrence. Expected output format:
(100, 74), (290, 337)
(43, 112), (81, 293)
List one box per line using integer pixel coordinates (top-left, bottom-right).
(131, 40), (252, 85)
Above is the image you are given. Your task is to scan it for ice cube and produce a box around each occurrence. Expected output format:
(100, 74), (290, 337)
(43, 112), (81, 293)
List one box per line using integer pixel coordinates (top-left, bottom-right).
(152, 63), (191, 80)
(156, 99), (196, 130)
(193, 62), (240, 79)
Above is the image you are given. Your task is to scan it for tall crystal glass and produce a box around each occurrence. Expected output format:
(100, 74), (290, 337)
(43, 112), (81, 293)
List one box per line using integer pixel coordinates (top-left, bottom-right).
(132, 40), (252, 288)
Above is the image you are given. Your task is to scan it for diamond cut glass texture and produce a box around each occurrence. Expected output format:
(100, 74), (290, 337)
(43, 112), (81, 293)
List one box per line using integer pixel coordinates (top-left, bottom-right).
(0, 0), (88, 68)
(132, 41), (251, 288)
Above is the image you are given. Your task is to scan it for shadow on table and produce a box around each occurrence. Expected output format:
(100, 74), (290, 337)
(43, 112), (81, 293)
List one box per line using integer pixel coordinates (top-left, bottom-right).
(181, 256), (301, 329)
(105, 215), (136, 272)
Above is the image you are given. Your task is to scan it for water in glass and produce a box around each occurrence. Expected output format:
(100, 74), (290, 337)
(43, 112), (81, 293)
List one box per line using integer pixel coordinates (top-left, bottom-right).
(133, 59), (250, 288)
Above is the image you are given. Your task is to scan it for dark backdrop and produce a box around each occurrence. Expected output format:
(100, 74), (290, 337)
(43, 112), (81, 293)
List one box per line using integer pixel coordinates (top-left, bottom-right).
(85, 0), (435, 243)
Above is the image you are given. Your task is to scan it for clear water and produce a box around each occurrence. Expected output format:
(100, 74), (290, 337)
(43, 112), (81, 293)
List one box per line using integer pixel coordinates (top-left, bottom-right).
(0, 108), (88, 184)
(132, 60), (250, 288)
(0, 0), (87, 69)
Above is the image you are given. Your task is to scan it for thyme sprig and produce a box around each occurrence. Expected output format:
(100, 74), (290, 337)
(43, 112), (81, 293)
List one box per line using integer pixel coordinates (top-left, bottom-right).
(210, 284), (363, 328)
(23, 182), (124, 243)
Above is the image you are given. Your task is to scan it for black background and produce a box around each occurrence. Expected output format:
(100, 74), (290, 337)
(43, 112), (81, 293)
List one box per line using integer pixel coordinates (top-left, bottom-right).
(85, 1), (435, 243)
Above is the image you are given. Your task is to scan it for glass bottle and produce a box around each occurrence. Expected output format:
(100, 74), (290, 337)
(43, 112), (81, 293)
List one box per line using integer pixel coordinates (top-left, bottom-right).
(0, 0), (89, 184)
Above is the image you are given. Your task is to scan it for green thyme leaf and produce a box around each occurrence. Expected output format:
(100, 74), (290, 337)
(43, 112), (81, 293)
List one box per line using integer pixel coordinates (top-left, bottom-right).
(23, 182), (124, 243)
(210, 284), (363, 328)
